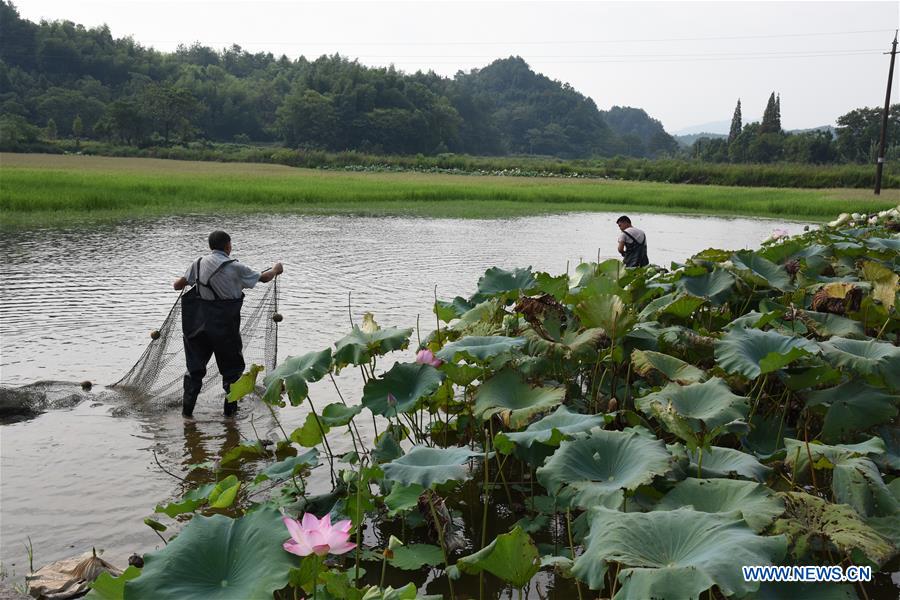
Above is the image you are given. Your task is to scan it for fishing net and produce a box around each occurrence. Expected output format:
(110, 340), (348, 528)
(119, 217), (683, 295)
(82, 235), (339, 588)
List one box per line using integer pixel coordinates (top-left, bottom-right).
(109, 281), (279, 405)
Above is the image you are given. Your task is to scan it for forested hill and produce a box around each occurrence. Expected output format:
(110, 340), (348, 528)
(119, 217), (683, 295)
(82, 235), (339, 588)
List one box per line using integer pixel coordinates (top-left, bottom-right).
(0, 2), (678, 158)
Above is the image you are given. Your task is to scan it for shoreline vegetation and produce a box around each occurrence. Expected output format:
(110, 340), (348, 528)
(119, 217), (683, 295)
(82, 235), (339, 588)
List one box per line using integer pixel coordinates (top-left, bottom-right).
(2, 153), (899, 229)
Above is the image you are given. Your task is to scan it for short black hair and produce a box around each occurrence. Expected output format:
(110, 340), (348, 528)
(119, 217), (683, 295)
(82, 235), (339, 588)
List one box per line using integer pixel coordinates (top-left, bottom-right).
(209, 230), (231, 251)
(616, 215), (632, 225)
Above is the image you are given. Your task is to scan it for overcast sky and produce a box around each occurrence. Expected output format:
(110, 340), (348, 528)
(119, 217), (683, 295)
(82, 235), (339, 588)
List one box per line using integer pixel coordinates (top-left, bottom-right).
(12, 0), (900, 133)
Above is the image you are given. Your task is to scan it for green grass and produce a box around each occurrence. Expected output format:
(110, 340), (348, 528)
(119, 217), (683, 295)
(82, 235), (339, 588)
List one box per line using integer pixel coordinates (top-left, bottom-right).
(1, 154), (898, 228)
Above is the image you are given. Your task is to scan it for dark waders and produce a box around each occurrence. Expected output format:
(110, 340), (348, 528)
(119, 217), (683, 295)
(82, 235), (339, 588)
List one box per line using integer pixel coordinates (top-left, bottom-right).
(181, 258), (245, 417)
(622, 230), (649, 268)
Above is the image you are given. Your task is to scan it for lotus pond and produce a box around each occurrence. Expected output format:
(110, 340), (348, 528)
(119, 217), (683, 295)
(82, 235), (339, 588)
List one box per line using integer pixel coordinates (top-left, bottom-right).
(3, 210), (900, 599)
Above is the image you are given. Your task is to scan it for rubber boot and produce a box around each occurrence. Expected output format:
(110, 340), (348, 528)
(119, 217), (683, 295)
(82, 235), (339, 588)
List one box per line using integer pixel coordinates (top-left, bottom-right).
(182, 374), (200, 417)
(223, 382), (237, 418)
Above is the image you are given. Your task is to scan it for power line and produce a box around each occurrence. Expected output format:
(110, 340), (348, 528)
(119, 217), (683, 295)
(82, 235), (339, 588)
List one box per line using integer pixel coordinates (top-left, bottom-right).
(130, 28), (897, 47)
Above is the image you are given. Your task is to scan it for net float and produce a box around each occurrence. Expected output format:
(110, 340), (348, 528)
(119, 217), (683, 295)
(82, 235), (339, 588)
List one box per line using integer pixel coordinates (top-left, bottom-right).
(272, 313), (283, 323)
(150, 330), (161, 340)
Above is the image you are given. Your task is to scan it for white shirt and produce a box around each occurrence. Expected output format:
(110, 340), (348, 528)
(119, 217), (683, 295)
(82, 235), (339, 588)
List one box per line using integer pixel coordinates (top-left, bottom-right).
(617, 227), (646, 245)
(184, 250), (261, 300)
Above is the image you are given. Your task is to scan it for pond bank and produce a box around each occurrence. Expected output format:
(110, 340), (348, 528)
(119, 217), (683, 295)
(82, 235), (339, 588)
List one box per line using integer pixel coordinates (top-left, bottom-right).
(2, 153), (898, 228)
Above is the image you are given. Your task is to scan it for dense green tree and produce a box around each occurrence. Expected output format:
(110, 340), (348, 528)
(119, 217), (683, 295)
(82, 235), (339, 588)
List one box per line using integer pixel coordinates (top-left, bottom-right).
(44, 117), (57, 140)
(276, 88), (338, 149)
(760, 92), (781, 134)
(783, 130), (836, 164)
(142, 83), (200, 144)
(72, 114), (83, 146)
(693, 137), (729, 162)
(835, 104), (900, 163)
(728, 99), (742, 144)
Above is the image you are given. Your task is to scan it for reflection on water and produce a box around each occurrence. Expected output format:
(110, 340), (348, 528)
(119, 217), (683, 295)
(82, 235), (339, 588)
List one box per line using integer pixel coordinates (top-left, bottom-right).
(0, 212), (809, 579)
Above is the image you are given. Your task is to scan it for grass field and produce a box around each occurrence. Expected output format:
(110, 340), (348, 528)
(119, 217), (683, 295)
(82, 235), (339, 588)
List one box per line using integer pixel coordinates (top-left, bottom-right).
(2, 153), (898, 228)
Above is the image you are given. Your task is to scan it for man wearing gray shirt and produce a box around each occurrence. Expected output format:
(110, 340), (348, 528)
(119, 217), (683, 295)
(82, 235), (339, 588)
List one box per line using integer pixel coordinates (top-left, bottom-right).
(174, 230), (283, 418)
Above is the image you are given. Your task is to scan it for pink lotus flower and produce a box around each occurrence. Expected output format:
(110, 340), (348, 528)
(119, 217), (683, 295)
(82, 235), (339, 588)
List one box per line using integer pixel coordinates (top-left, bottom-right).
(282, 513), (356, 557)
(415, 349), (442, 367)
(770, 228), (789, 241)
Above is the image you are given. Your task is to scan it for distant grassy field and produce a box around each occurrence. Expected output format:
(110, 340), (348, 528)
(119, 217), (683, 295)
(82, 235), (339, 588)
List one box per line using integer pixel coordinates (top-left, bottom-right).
(1, 153), (897, 228)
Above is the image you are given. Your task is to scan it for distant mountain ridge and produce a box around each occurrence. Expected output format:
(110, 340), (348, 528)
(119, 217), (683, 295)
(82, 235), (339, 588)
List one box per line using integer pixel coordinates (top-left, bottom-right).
(0, 3), (678, 158)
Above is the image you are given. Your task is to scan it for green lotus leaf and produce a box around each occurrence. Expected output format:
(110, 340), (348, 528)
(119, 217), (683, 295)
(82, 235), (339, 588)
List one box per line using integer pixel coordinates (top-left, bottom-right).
(501, 405), (609, 448)
(124, 508), (295, 600)
(474, 369), (565, 428)
(87, 566), (142, 600)
(290, 413), (329, 448)
(715, 327), (820, 379)
(868, 515), (900, 549)
(451, 298), (505, 334)
(639, 292), (707, 321)
(262, 348), (333, 405)
(873, 425), (900, 472)
(635, 378), (749, 448)
(360, 583), (420, 600)
(743, 413), (795, 458)
(434, 296), (473, 323)
(536, 428), (672, 509)
(575, 293), (635, 335)
(388, 544), (444, 571)
(476, 266), (536, 296)
(333, 326), (413, 368)
(773, 492), (896, 566)
(207, 475), (240, 509)
(805, 380), (899, 442)
(673, 444), (771, 481)
(820, 337), (900, 391)
(631, 349), (705, 384)
(731, 250), (795, 292)
(319, 402), (362, 426)
(862, 260), (899, 310)
(456, 526), (540, 588)
(253, 448), (318, 485)
(381, 445), (480, 488)
(656, 478), (784, 532)
(362, 362), (444, 416)
(384, 482), (424, 516)
(796, 310), (865, 339)
(439, 362), (481, 386)
(436, 335), (526, 363)
(784, 438), (898, 517)
(534, 271), (570, 298)
(226, 364), (265, 402)
(571, 507), (786, 598)
(676, 268), (737, 305)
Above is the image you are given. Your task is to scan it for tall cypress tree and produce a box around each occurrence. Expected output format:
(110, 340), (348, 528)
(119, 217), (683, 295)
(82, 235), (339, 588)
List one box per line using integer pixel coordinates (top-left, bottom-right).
(761, 92), (780, 134)
(775, 94), (782, 130)
(728, 99), (742, 144)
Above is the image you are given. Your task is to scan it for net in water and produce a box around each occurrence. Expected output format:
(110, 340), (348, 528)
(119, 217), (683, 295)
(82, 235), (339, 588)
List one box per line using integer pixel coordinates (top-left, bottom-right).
(110, 282), (279, 405)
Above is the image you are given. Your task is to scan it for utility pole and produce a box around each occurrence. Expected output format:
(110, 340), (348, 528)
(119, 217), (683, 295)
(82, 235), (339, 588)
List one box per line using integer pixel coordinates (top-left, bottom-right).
(875, 30), (898, 195)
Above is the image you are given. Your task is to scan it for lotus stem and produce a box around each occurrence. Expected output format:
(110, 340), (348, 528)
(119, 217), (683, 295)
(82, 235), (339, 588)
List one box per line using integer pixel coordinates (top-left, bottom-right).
(610, 561), (621, 598)
(697, 446), (703, 478)
(354, 467), (363, 583)
(427, 493), (457, 599)
(329, 372), (367, 457)
(379, 549), (388, 589)
(306, 394), (337, 488)
(803, 420), (819, 489)
(566, 509), (584, 600)
(313, 553), (319, 600)
(434, 285), (443, 345)
(489, 419), (514, 507)
(480, 428), (491, 600)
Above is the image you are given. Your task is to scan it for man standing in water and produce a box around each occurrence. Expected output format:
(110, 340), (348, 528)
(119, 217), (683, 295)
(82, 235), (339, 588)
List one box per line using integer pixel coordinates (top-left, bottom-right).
(616, 215), (649, 267)
(173, 231), (283, 418)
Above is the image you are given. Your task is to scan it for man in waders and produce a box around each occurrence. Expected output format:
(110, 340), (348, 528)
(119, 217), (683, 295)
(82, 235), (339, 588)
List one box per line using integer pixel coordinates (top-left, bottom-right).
(616, 215), (649, 268)
(173, 231), (283, 418)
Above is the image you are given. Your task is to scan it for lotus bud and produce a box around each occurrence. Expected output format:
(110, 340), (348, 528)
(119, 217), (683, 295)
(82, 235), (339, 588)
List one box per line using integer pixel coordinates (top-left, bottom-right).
(607, 397), (618, 412)
(388, 535), (404, 550)
(361, 312), (380, 334)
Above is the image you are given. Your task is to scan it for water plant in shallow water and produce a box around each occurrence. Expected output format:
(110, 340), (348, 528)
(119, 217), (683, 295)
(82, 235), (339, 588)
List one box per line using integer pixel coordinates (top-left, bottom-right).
(100, 208), (900, 599)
